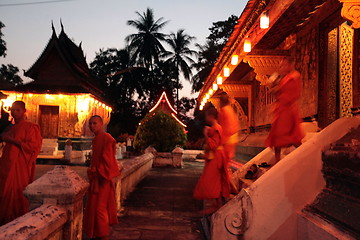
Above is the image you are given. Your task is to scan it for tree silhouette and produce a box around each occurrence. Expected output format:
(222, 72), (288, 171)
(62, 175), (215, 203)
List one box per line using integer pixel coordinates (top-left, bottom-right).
(126, 8), (168, 70)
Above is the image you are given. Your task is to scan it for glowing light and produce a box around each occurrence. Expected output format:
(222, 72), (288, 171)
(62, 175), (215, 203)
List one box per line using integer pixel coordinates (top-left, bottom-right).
(59, 94), (63, 99)
(1, 98), (14, 108)
(224, 67), (230, 77)
(260, 11), (270, 29)
(209, 89), (214, 95)
(217, 76), (223, 85)
(231, 55), (239, 65)
(28, 94), (33, 97)
(213, 83), (218, 91)
(149, 91), (178, 114)
(205, 93), (210, 99)
(244, 38), (252, 53)
(171, 113), (187, 128)
(199, 105), (204, 111)
(45, 94), (54, 100)
(102, 103), (105, 108)
(77, 97), (90, 112)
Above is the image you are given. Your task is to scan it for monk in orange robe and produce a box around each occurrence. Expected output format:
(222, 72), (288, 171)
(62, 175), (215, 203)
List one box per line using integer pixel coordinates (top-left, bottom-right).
(265, 56), (305, 163)
(0, 101), (42, 225)
(218, 93), (240, 194)
(218, 93), (240, 162)
(194, 107), (230, 214)
(83, 115), (121, 240)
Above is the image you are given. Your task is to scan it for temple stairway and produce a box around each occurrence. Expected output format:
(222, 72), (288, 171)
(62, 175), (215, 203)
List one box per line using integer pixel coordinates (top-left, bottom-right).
(210, 117), (360, 240)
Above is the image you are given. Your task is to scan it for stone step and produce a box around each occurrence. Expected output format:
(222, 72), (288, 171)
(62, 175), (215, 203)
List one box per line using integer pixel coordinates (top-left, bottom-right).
(297, 210), (356, 240)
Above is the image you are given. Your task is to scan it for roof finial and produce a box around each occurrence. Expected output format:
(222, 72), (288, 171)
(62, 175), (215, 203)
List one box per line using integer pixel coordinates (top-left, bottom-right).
(60, 18), (64, 31)
(51, 20), (56, 33)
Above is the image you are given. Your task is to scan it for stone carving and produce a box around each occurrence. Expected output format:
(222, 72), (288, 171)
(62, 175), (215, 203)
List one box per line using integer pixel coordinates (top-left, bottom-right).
(339, 0), (360, 28)
(211, 189), (252, 238)
(339, 22), (354, 118)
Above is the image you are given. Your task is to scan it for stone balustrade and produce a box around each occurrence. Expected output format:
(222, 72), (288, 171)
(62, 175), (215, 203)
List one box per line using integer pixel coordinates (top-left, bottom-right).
(114, 152), (155, 211)
(0, 153), (155, 239)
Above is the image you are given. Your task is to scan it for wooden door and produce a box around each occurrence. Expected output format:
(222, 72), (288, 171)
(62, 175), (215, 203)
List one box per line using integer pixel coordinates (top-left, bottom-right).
(39, 105), (59, 138)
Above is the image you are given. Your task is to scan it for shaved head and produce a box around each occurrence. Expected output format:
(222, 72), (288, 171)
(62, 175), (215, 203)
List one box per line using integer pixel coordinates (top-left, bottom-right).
(12, 101), (26, 110)
(90, 115), (103, 123)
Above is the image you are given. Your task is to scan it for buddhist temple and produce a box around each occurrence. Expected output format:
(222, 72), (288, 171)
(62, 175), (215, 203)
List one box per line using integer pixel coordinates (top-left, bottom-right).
(198, 0), (359, 136)
(149, 91), (187, 128)
(0, 24), (112, 158)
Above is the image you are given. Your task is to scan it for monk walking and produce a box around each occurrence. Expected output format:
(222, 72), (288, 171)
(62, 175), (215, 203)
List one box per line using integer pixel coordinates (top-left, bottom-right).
(218, 93), (240, 193)
(83, 115), (121, 240)
(265, 56), (304, 163)
(194, 107), (230, 214)
(0, 101), (42, 225)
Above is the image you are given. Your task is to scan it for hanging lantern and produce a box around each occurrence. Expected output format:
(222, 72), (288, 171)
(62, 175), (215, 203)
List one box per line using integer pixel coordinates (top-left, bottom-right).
(260, 11), (270, 29)
(244, 38), (252, 53)
(213, 83), (218, 91)
(217, 76), (223, 85)
(209, 89), (214, 95)
(231, 55), (239, 65)
(199, 105), (204, 111)
(224, 67), (230, 77)
(205, 93), (210, 99)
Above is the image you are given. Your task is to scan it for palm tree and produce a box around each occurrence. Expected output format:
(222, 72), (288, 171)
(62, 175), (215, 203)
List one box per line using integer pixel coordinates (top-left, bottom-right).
(164, 29), (197, 106)
(126, 8), (168, 70)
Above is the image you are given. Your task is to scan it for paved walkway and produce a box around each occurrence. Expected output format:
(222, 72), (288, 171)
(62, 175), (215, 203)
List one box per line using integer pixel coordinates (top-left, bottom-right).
(110, 160), (205, 240)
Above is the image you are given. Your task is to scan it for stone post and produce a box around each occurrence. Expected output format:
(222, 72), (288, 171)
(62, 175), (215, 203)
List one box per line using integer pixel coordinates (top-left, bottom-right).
(172, 147), (184, 168)
(24, 165), (89, 240)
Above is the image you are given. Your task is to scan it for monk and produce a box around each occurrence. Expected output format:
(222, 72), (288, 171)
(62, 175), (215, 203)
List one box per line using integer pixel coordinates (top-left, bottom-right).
(218, 93), (240, 194)
(265, 56), (305, 163)
(194, 107), (230, 214)
(0, 101), (42, 225)
(83, 115), (121, 240)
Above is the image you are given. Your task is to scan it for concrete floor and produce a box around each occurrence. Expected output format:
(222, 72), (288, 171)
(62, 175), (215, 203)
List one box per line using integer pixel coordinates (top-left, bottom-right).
(109, 160), (205, 240)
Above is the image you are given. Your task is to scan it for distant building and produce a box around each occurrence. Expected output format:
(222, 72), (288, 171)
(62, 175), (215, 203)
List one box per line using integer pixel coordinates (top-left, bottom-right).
(1, 24), (111, 158)
(148, 91), (187, 128)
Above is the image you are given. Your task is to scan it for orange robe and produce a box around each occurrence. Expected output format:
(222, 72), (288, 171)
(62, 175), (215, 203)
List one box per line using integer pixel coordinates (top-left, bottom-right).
(194, 123), (230, 200)
(0, 120), (42, 225)
(218, 105), (240, 161)
(83, 132), (120, 238)
(265, 70), (305, 148)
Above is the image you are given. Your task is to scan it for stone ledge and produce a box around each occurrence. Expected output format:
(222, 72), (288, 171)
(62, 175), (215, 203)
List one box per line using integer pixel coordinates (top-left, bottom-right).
(0, 204), (67, 240)
(120, 153), (154, 179)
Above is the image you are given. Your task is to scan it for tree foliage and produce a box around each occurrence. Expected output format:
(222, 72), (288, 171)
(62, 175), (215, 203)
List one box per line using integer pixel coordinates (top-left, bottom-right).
(134, 110), (187, 152)
(0, 64), (23, 87)
(191, 15), (238, 93)
(0, 21), (6, 58)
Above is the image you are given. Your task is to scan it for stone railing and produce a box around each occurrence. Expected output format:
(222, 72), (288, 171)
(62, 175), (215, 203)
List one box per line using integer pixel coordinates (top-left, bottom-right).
(114, 152), (155, 211)
(0, 153), (155, 239)
(0, 166), (89, 240)
(147, 146), (184, 168)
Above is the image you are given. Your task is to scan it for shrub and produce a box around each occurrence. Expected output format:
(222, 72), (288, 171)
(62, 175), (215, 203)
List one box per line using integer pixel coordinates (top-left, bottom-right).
(134, 110), (187, 152)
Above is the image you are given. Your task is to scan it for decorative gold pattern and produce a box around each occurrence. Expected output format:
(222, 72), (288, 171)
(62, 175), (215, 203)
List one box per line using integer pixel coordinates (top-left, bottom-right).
(339, 0), (360, 28)
(339, 22), (354, 118)
(221, 84), (251, 98)
(327, 27), (339, 122)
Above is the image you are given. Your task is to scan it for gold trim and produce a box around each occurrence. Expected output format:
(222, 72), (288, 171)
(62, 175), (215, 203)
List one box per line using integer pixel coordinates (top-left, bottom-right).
(339, 0), (360, 28)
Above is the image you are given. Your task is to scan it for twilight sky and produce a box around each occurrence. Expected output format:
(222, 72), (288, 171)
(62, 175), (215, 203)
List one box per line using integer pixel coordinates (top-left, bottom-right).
(0, 0), (246, 98)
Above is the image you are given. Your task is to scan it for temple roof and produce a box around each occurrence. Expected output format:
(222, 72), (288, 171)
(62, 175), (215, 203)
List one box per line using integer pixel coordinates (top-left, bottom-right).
(20, 23), (104, 99)
(149, 92), (187, 128)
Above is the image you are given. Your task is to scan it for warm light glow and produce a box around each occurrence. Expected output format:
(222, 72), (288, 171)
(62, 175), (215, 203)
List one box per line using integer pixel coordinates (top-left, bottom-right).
(45, 94), (54, 100)
(260, 11), (270, 29)
(171, 113), (187, 128)
(76, 96), (90, 112)
(244, 38), (252, 53)
(213, 83), (218, 91)
(1, 98), (14, 108)
(231, 55), (239, 65)
(205, 93), (210, 99)
(224, 67), (230, 77)
(149, 91), (178, 114)
(102, 103), (105, 108)
(209, 89), (214, 95)
(29, 94), (33, 97)
(59, 94), (63, 99)
(199, 105), (204, 111)
(217, 76), (223, 85)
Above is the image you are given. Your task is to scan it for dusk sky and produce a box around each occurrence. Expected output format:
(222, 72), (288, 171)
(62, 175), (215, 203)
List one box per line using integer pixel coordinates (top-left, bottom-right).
(0, 0), (246, 98)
